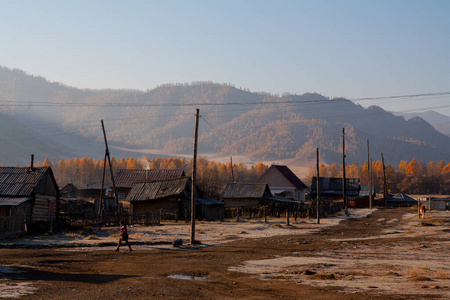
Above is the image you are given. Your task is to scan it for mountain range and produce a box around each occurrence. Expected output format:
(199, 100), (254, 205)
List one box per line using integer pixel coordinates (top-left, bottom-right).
(401, 110), (450, 137)
(1, 66), (450, 167)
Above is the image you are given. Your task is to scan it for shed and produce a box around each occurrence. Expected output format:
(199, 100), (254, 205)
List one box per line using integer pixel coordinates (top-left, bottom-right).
(255, 164), (308, 201)
(126, 177), (223, 221)
(388, 193), (417, 207)
(0, 166), (59, 229)
(221, 182), (294, 209)
(310, 177), (360, 199)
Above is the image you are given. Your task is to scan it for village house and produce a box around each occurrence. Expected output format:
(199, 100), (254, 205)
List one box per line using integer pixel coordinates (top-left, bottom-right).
(220, 182), (294, 215)
(0, 165), (59, 233)
(255, 164), (308, 201)
(126, 177), (224, 221)
(115, 169), (185, 200)
(310, 177), (360, 200)
(60, 183), (78, 199)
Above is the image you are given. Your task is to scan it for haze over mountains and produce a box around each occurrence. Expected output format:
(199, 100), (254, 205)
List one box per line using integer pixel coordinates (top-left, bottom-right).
(401, 110), (450, 137)
(1, 66), (450, 167)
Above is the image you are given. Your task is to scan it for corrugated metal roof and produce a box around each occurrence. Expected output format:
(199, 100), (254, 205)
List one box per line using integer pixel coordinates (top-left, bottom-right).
(221, 183), (269, 199)
(311, 177), (360, 193)
(187, 196), (224, 206)
(60, 183), (78, 194)
(359, 185), (375, 197)
(0, 197), (32, 207)
(115, 169), (185, 188)
(126, 177), (190, 202)
(272, 165), (308, 190)
(266, 196), (295, 203)
(0, 167), (49, 196)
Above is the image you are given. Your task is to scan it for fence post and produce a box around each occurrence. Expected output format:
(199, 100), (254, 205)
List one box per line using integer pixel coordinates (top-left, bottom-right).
(286, 209), (289, 226)
(264, 207), (267, 224)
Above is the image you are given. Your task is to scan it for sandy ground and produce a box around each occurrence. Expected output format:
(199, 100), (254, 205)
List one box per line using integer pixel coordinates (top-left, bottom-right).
(0, 207), (449, 299)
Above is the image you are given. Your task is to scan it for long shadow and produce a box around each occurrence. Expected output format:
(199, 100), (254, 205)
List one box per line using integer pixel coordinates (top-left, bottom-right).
(0, 265), (136, 284)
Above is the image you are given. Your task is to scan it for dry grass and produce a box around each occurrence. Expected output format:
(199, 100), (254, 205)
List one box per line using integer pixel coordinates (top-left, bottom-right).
(384, 271), (402, 277)
(345, 269), (372, 277)
(64, 232), (84, 239)
(310, 273), (337, 280)
(434, 269), (449, 279)
(411, 276), (433, 282)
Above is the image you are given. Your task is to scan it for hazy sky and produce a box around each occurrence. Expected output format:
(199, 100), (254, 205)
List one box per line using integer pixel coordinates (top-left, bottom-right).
(1, 0), (450, 115)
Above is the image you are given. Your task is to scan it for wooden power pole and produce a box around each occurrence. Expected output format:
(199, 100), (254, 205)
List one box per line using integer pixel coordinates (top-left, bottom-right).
(367, 139), (372, 209)
(190, 109), (200, 245)
(381, 153), (388, 206)
(342, 128), (348, 215)
(316, 147), (320, 224)
(230, 156), (235, 182)
(99, 120), (119, 215)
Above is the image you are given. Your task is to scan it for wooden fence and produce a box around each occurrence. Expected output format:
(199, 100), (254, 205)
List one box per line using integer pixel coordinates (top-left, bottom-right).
(0, 216), (26, 237)
(57, 211), (161, 229)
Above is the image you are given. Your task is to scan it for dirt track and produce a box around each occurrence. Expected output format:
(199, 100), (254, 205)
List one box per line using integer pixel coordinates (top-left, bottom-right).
(1, 207), (449, 299)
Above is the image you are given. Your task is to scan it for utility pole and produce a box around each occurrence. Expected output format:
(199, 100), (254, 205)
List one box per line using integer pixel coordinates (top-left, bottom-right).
(99, 120), (119, 215)
(342, 128), (348, 215)
(190, 109), (200, 245)
(367, 140), (372, 209)
(230, 156), (235, 182)
(381, 153), (388, 206)
(370, 158), (373, 208)
(316, 147), (320, 224)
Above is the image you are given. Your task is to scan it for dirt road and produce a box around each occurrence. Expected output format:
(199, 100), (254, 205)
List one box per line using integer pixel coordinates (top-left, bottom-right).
(1, 207), (449, 299)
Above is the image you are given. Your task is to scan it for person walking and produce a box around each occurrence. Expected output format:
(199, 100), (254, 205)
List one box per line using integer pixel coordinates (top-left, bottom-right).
(115, 219), (132, 252)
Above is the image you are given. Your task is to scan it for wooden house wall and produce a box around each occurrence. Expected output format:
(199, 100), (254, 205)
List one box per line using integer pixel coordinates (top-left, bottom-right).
(221, 198), (261, 209)
(35, 171), (59, 196)
(201, 205), (224, 221)
(132, 198), (180, 216)
(31, 194), (56, 223)
(12, 202), (33, 226)
(257, 170), (292, 190)
(180, 199), (224, 221)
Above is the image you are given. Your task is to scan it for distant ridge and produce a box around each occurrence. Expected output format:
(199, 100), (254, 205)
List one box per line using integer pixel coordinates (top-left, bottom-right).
(401, 110), (450, 137)
(1, 66), (450, 166)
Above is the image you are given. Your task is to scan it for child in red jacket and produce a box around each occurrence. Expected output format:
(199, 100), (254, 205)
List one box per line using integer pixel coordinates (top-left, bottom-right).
(115, 219), (132, 252)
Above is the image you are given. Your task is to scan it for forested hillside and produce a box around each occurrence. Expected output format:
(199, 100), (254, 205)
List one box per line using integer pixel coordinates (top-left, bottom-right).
(1, 66), (450, 166)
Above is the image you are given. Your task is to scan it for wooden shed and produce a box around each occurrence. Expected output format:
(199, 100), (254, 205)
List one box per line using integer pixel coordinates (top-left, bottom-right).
(221, 182), (294, 209)
(126, 177), (224, 221)
(0, 166), (59, 230)
(310, 177), (360, 200)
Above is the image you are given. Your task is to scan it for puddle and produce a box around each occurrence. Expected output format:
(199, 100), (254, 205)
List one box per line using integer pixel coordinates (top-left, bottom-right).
(0, 266), (25, 274)
(167, 274), (208, 281)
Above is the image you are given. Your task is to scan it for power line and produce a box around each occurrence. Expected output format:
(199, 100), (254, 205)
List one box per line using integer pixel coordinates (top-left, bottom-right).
(2, 90), (449, 108)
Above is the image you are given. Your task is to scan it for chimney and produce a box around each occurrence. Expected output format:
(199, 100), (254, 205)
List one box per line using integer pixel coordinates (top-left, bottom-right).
(30, 154), (34, 171)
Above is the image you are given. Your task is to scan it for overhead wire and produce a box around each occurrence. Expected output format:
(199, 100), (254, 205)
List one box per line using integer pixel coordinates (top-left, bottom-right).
(0, 90), (449, 154)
